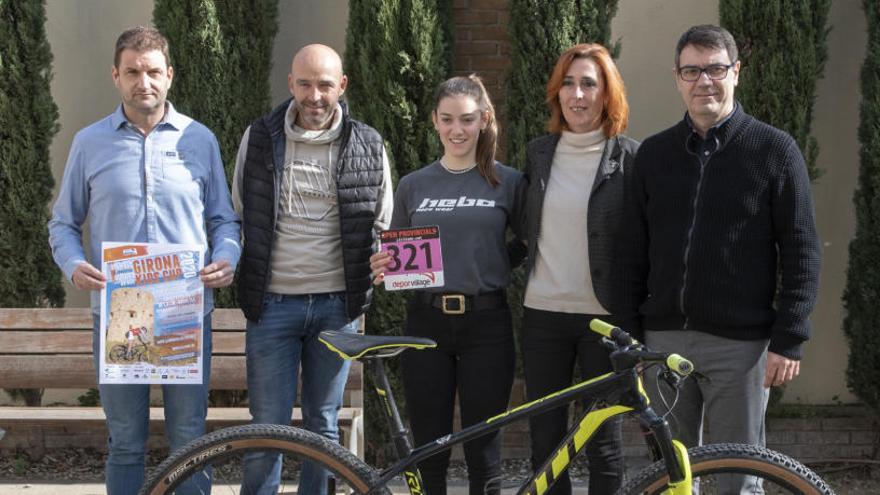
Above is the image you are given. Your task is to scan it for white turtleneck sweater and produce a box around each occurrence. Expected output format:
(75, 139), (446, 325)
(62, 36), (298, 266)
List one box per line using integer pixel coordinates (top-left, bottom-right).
(524, 128), (609, 315)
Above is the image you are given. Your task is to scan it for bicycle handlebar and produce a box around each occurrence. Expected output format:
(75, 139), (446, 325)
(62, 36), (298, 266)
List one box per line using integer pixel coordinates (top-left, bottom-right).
(589, 319), (633, 346)
(589, 318), (694, 378)
(665, 353), (694, 376)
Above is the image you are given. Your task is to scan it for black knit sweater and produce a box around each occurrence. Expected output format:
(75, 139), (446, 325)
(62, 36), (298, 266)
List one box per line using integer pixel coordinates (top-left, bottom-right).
(618, 105), (820, 360)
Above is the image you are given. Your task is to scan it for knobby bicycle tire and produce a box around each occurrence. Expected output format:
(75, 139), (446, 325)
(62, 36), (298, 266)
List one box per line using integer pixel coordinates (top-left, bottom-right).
(109, 344), (129, 363)
(138, 423), (389, 495)
(618, 443), (834, 495)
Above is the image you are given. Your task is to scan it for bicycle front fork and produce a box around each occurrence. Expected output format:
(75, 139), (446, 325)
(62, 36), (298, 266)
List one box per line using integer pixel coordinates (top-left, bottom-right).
(365, 358), (427, 494)
(641, 407), (693, 494)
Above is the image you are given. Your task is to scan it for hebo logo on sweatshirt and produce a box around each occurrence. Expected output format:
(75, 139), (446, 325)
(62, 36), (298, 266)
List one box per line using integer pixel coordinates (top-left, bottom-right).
(416, 196), (495, 212)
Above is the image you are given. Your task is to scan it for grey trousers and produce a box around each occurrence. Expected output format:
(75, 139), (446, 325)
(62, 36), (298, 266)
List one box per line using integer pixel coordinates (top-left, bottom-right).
(644, 330), (770, 495)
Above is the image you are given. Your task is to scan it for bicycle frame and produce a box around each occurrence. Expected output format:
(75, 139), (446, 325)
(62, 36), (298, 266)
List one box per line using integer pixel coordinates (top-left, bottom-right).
(365, 357), (694, 495)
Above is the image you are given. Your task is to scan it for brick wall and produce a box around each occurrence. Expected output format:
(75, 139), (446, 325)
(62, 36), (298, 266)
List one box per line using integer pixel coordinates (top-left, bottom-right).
(451, 0), (512, 158)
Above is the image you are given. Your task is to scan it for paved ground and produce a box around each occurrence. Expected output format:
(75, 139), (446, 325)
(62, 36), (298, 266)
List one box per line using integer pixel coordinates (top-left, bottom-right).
(0, 481), (591, 494)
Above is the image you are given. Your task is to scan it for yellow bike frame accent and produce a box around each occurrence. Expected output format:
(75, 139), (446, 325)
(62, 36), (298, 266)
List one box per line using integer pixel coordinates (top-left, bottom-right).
(518, 403), (636, 495)
(572, 405), (632, 453)
(404, 470), (424, 494)
(485, 372), (615, 424)
(662, 440), (693, 495)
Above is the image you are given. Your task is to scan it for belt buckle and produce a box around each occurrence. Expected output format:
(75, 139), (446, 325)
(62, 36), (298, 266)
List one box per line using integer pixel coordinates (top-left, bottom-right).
(441, 295), (466, 315)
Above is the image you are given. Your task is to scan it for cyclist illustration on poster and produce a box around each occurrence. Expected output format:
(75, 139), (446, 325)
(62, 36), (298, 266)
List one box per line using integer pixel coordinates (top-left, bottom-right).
(99, 241), (205, 385)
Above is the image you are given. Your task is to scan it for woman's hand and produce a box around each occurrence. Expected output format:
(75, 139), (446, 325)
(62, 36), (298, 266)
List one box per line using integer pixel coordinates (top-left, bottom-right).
(370, 251), (393, 285)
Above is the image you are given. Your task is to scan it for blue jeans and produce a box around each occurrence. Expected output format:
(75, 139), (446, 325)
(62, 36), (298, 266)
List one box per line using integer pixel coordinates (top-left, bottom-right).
(92, 314), (212, 495)
(241, 292), (357, 495)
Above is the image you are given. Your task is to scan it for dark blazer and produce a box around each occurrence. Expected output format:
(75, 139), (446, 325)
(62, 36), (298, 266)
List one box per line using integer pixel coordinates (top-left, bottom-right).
(522, 133), (639, 312)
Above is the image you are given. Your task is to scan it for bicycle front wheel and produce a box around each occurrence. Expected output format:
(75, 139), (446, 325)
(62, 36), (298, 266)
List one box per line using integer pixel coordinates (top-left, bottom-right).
(619, 443), (834, 495)
(139, 423), (388, 495)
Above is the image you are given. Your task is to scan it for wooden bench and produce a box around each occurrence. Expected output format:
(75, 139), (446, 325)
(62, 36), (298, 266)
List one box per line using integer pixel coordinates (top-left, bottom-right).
(0, 308), (363, 459)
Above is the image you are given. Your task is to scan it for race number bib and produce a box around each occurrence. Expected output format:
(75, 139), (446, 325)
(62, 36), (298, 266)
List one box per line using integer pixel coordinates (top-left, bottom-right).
(379, 226), (445, 291)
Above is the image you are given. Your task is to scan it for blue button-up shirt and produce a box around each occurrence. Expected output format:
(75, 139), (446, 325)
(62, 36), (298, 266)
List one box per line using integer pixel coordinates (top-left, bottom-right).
(49, 103), (241, 314)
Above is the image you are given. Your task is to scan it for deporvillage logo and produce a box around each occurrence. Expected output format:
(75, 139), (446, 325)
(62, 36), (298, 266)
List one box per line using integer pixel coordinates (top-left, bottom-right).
(416, 196), (495, 212)
(390, 272), (437, 290)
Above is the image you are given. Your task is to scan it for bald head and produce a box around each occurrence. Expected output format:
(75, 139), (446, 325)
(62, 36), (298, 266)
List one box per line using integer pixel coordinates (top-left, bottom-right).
(291, 44), (343, 78)
(288, 44), (348, 130)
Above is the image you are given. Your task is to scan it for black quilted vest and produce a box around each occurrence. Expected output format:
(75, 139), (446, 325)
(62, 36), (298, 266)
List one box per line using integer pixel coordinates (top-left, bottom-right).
(237, 99), (385, 322)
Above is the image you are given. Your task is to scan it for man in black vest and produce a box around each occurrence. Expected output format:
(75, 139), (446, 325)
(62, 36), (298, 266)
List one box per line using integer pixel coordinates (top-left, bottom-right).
(231, 44), (392, 495)
(619, 25), (820, 493)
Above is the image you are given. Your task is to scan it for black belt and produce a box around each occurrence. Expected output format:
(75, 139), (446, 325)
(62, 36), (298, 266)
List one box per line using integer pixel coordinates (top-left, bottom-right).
(413, 290), (506, 315)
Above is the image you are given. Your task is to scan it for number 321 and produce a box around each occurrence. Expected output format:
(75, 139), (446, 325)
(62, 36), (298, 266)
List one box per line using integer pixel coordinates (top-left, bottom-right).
(386, 242), (433, 271)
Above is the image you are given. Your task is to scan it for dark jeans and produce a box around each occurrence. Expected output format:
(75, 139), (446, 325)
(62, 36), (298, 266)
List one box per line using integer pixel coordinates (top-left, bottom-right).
(401, 298), (515, 495)
(521, 307), (624, 495)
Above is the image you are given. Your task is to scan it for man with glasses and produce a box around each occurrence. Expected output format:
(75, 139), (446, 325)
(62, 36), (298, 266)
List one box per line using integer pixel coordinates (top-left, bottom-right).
(619, 24), (820, 493)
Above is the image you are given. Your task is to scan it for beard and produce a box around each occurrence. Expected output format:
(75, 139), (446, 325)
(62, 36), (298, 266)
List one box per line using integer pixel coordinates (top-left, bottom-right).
(295, 100), (335, 130)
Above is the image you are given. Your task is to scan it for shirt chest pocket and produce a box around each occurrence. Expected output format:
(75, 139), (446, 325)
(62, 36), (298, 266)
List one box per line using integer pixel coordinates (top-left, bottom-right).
(162, 150), (204, 183)
(160, 151), (207, 201)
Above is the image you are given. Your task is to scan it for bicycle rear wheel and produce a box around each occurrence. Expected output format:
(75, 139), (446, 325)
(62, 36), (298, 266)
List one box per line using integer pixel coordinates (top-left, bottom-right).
(139, 423), (388, 495)
(619, 443), (834, 495)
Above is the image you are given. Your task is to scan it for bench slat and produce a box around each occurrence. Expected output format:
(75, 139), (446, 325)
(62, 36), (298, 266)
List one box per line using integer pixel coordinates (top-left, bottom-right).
(0, 308), (93, 329)
(0, 331), (245, 355)
(211, 310), (248, 330)
(0, 355), (362, 392)
(0, 355), (247, 389)
(0, 330), (92, 353)
(0, 406), (360, 425)
(0, 308), (247, 330)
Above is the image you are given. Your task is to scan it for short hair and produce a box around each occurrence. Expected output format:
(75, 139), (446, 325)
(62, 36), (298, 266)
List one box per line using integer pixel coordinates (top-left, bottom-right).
(433, 75), (500, 187)
(545, 43), (629, 137)
(114, 26), (170, 68)
(675, 24), (738, 68)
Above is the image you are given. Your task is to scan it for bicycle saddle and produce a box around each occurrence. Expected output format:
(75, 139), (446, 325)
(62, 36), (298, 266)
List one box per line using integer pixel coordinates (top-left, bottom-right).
(318, 331), (437, 360)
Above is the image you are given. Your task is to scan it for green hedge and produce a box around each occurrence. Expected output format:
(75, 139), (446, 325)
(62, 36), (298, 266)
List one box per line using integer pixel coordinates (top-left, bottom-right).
(0, 0), (64, 310)
(720, 0), (831, 181)
(505, 0), (620, 172)
(0, 0), (65, 407)
(843, 0), (880, 417)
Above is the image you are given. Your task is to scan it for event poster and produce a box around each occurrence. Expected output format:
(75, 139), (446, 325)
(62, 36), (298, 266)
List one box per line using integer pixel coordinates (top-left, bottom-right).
(99, 242), (204, 385)
(379, 226), (445, 291)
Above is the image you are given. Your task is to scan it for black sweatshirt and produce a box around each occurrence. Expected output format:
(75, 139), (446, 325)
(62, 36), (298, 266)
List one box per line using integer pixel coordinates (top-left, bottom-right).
(618, 105), (820, 360)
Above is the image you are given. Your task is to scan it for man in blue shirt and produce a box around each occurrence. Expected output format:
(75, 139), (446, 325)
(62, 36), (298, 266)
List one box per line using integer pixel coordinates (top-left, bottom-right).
(48, 26), (240, 495)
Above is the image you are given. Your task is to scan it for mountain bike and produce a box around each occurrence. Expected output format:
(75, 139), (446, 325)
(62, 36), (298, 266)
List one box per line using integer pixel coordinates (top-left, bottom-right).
(109, 341), (148, 363)
(138, 319), (834, 494)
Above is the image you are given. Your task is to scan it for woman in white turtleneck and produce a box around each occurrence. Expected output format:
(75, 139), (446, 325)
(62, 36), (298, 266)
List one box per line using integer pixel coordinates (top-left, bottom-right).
(519, 43), (639, 495)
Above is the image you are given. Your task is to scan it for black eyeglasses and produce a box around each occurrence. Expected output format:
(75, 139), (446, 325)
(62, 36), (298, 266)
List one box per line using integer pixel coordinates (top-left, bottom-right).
(677, 63), (736, 82)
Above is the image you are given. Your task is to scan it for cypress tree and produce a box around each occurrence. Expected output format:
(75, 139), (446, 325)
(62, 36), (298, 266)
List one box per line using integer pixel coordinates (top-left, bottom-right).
(344, 0), (452, 465)
(0, 0), (64, 406)
(720, 0), (831, 181)
(505, 0), (620, 171)
(345, 0), (449, 180)
(154, 0), (279, 308)
(843, 0), (880, 418)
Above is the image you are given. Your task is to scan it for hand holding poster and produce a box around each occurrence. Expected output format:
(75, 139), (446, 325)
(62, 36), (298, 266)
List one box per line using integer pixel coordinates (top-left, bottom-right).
(379, 226), (445, 291)
(100, 242), (205, 385)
